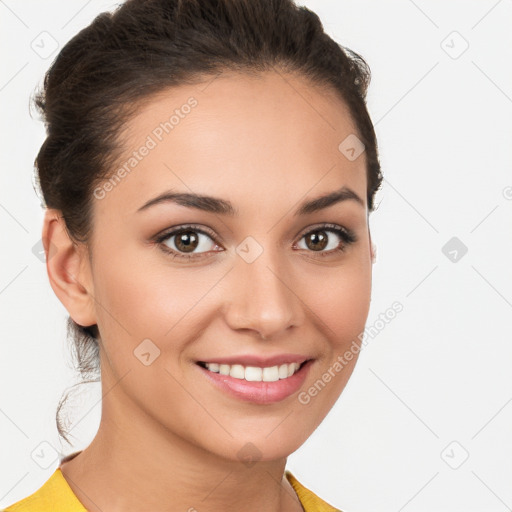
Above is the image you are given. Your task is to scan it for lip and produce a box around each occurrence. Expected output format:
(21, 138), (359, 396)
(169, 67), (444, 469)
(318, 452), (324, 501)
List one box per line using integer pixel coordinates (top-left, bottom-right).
(195, 358), (314, 404)
(196, 353), (310, 367)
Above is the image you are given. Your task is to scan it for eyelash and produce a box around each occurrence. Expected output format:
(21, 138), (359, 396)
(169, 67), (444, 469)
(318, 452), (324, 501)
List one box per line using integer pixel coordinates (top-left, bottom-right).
(153, 223), (358, 261)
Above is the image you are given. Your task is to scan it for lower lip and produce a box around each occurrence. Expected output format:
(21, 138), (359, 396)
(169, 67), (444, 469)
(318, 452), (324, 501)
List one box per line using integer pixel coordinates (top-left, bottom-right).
(196, 360), (313, 404)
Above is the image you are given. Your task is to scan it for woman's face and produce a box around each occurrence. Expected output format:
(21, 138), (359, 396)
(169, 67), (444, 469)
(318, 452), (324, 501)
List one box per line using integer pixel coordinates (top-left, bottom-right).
(81, 70), (373, 462)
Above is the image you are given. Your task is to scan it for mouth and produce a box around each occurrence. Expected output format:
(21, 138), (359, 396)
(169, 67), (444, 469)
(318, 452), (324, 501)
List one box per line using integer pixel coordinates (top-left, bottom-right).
(195, 358), (314, 404)
(196, 359), (311, 382)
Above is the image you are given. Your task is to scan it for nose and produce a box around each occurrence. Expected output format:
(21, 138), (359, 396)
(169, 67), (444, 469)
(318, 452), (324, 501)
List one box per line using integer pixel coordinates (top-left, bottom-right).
(223, 247), (305, 340)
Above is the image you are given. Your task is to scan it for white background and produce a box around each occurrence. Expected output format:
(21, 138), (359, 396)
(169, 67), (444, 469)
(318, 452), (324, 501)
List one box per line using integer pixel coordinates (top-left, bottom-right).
(1, 1), (511, 511)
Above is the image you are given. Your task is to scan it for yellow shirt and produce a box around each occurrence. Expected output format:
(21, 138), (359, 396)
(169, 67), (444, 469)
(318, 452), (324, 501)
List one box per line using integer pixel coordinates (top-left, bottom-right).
(2, 468), (341, 512)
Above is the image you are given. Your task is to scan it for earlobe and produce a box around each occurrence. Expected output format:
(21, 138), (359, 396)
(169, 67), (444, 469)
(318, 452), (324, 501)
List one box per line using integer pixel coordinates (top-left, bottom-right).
(42, 209), (96, 328)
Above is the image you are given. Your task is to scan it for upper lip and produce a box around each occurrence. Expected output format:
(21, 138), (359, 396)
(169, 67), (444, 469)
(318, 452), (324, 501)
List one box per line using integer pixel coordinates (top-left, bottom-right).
(197, 353), (311, 367)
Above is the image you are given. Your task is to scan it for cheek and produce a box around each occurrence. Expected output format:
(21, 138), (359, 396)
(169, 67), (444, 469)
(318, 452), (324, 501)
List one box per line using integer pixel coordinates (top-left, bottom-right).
(91, 262), (213, 430)
(291, 259), (371, 407)
(91, 255), (227, 380)
(306, 261), (372, 345)
(93, 252), (200, 339)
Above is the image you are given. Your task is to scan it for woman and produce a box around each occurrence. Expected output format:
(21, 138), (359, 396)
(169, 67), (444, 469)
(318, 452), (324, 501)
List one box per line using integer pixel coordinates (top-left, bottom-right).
(4, 0), (382, 510)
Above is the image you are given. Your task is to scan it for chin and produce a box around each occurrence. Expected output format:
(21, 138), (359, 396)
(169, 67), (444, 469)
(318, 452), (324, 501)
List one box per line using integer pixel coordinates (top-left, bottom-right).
(201, 425), (314, 464)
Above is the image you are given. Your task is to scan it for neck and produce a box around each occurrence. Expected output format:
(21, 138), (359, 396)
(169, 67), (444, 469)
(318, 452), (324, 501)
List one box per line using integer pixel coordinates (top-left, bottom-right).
(59, 389), (303, 512)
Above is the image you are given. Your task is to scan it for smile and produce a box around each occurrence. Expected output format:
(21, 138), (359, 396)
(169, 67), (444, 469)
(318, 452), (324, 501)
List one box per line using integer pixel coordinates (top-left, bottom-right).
(195, 358), (314, 404)
(197, 361), (306, 382)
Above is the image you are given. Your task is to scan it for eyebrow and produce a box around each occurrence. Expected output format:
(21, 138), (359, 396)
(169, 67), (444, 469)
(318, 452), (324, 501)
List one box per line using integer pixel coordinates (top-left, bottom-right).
(136, 185), (365, 216)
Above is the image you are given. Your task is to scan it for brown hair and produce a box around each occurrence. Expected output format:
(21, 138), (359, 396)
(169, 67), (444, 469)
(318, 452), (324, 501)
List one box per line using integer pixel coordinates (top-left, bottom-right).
(32, 0), (382, 444)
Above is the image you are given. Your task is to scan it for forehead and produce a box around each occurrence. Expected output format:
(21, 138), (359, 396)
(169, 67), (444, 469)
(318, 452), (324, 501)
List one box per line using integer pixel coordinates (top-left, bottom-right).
(96, 70), (367, 217)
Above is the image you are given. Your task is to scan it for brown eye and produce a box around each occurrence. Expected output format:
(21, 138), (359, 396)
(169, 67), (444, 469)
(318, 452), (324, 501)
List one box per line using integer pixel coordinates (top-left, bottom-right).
(304, 231), (328, 251)
(174, 230), (199, 253)
(296, 224), (357, 255)
(158, 226), (218, 257)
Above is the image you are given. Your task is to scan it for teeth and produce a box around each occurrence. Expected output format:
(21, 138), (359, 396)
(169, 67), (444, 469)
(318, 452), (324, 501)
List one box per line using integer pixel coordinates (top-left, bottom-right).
(230, 364), (245, 379)
(245, 366), (262, 382)
(208, 363), (220, 372)
(203, 361), (302, 382)
(262, 366), (279, 382)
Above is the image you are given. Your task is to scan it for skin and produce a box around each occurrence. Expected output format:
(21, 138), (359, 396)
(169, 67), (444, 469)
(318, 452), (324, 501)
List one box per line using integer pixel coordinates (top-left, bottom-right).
(43, 69), (375, 512)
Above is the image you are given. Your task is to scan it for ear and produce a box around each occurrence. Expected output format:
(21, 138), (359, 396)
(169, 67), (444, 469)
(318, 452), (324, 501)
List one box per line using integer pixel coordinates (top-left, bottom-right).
(42, 208), (97, 328)
(369, 230), (376, 264)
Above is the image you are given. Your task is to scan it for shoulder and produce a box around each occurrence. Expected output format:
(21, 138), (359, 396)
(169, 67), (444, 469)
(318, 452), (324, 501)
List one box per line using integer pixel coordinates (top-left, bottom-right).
(285, 470), (343, 512)
(2, 468), (86, 512)
(1, 478), (49, 512)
